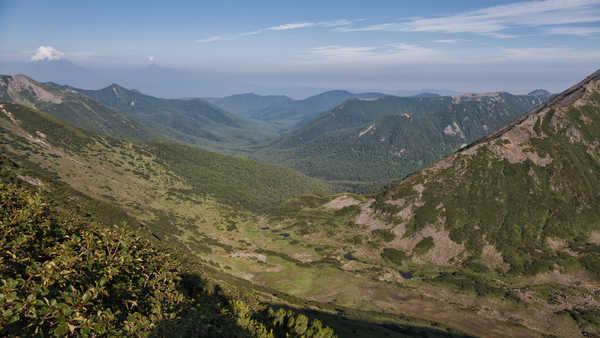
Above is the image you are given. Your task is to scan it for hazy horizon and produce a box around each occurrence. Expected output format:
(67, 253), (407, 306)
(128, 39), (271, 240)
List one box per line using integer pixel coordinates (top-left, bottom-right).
(1, 0), (599, 98)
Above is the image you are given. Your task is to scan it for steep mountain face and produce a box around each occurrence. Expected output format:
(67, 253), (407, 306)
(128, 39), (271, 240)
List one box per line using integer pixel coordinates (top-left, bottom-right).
(0, 74), (154, 140)
(47, 82), (279, 153)
(209, 90), (385, 131)
(368, 69), (600, 273)
(256, 92), (549, 184)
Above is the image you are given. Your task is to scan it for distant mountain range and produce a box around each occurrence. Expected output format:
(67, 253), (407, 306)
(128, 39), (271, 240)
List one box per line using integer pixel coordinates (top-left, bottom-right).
(0, 60), (468, 102)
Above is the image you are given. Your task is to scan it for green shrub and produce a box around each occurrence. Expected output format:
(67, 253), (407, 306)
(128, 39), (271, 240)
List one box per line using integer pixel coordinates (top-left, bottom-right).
(372, 229), (396, 242)
(381, 248), (408, 265)
(414, 237), (434, 255)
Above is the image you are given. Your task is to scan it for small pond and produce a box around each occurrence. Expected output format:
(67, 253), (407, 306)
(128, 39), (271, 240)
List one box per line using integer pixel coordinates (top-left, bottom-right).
(399, 271), (414, 279)
(344, 253), (358, 261)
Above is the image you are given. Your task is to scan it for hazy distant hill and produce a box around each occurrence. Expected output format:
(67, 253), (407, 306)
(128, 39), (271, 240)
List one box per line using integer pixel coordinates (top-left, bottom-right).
(528, 88), (552, 96)
(255, 91), (551, 185)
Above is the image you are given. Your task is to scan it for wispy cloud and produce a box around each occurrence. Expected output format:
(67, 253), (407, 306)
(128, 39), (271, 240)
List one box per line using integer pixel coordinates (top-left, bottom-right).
(195, 35), (231, 43)
(304, 43), (441, 65)
(195, 19), (353, 43)
(434, 39), (462, 44)
(544, 26), (600, 35)
(336, 0), (600, 37)
(499, 47), (600, 61)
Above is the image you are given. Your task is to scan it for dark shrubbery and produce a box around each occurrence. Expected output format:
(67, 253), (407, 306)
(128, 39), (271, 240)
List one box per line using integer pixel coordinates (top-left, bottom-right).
(381, 248), (408, 265)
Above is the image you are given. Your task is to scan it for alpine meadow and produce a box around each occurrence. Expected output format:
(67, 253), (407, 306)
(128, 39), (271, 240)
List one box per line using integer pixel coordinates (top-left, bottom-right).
(1, 1), (600, 337)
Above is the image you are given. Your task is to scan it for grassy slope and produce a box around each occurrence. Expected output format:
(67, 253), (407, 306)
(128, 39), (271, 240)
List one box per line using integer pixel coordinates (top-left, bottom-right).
(0, 102), (331, 212)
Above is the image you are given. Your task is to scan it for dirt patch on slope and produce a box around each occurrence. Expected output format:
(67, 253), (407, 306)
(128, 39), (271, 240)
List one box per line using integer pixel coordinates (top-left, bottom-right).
(16, 174), (44, 187)
(391, 225), (464, 265)
(354, 200), (388, 231)
(229, 252), (267, 263)
(323, 195), (361, 210)
(481, 244), (507, 270)
(546, 237), (578, 256)
(0, 104), (18, 124)
(590, 231), (600, 244)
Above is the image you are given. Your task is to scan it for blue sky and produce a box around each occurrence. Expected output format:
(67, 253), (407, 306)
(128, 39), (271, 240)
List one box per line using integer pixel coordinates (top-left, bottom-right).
(1, 0), (600, 95)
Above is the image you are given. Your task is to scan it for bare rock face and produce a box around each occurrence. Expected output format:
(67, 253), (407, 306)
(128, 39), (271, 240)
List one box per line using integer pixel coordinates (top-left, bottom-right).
(5, 74), (64, 105)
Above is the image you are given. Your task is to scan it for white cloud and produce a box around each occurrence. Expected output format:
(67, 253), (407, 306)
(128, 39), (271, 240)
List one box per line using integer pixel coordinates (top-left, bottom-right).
(545, 26), (600, 35)
(335, 0), (600, 37)
(147, 56), (155, 63)
(30, 46), (65, 61)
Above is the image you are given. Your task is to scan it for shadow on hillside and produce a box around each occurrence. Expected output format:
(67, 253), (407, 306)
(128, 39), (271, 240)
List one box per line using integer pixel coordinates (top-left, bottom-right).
(254, 304), (474, 338)
(151, 273), (253, 338)
(152, 272), (473, 338)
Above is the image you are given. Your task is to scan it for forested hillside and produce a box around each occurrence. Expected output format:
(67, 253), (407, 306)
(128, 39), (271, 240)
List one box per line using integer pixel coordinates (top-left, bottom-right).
(255, 92), (551, 185)
(43, 82), (279, 154)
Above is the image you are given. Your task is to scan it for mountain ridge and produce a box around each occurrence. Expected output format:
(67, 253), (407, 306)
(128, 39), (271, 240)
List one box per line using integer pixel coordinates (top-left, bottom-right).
(0, 74), (156, 140)
(42, 80), (280, 153)
(254, 91), (551, 185)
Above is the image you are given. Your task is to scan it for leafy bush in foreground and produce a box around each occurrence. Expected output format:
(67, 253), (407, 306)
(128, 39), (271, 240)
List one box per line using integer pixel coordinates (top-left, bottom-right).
(0, 183), (336, 337)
